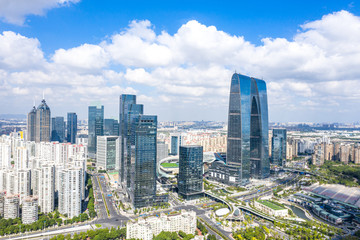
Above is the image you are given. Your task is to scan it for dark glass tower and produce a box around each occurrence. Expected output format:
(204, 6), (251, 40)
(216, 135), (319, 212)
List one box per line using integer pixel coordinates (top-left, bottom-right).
(35, 99), (51, 143)
(104, 119), (119, 136)
(178, 145), (204, 200)
(170, 135), (179, 155)
(226, 73), (269, 185)
(119, 95), (143, 185)
(271, 129), (287, 166)
(88, 106), (104, 158)
(27, 106), (36, 142)
(131, 115), (157, 208)
(67, 113), (77, 144)
(51, 117), (65, 142)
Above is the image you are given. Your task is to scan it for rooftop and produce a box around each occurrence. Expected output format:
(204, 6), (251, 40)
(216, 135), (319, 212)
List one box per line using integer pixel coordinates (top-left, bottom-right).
(257, 200), (285, 211)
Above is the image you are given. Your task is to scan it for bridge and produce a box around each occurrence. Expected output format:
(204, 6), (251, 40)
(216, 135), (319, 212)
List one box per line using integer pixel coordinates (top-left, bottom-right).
(236, 205), (276, 222)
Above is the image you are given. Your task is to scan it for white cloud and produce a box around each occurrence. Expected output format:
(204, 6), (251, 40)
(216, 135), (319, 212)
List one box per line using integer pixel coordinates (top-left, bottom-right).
(3, 11), (360, 122)
(0, 0), (80, 25)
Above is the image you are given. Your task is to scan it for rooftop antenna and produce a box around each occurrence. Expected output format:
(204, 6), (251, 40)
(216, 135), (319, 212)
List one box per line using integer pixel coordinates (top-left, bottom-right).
(42, 90), (45, 100)
(33, 98), (35, 107)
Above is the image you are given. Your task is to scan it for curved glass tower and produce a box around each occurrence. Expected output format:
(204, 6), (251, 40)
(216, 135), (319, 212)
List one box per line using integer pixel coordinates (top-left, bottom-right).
(226, 73), (269, 185)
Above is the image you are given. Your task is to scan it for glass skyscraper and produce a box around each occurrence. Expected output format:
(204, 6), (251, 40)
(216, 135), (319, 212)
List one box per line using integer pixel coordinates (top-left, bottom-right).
(119, 95), (143, 185)
(88, 105), (104, 158)
(51, 117), (65, 142)
(35, 99), (51, 143)
(271, 129), (287, 166)
(131, 115), (157, 208)
(27, 106), (36, 142)
(226, 73), (269, 185)
(67, 113), (77, 144)
(178, 145), (204, 200)
(104, 119), (119, 136)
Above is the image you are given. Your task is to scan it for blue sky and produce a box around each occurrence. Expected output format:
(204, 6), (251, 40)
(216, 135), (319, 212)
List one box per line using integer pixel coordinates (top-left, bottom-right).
(0, 0), (360, 122)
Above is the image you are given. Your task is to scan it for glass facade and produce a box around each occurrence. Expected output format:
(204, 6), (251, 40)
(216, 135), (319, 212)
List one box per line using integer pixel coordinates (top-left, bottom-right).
(226, 73), (269, 185)
(67, 113), (77, 144)
(178, 145), (204, 200)
(27, 106), (36, 142)
(271, 129), (287, 166)
(51, 117), (65, 142)
(131, 115), (157, 208)
(88, 106), (104, 158)
(35, 99), (51, 143)
(104, 119), (119, 136)
(170, 135), (179, 155)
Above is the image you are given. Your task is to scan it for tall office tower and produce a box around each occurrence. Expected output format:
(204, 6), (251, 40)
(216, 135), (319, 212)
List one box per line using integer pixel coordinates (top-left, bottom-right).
(170, 134), (182, 155)
(67, 113), (77, 144)
(38, 164), (55, 213)
(104, 119), (119, 136)
(119, 94), (143, 186)
(4, 195), (19, 219)
(51, 117), (65, 142)
(35, 98), (51, 143)
(88, 105), (104, 158)
(130, 115), (157, 208)
(226, 73), (269, 185)
(27, 106), (37, 141)
(157, 141), (169, 162)
(22, 196), (38, 224)
(58, 167), (82, 218)
(178, 146), (204, 200)
(271, 129), (287, 166)
(96, 136), (119, 171)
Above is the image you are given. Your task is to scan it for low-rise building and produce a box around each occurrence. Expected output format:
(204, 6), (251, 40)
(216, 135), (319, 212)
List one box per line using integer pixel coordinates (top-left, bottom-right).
(127, 210), (196, 240)
(254, 200), (288, 217)
(4, 195), (19, 219)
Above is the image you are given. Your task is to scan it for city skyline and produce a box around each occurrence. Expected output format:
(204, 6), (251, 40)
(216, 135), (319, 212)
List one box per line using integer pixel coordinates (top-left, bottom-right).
(1, 1), (360, 122)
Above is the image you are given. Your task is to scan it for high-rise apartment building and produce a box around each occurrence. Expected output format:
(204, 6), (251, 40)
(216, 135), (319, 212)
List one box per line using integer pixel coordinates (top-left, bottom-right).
(4, 195), (19, 219)
(96, 136), (119, 171)
(35, 99), (51, 143)
(271, 129), (287, 166)
(51, 117), (65, 142)
(27, 106), (37, 141)
(58, 167), (82, 218)
(66, 113), (77, 144)
(38, 164), (55, 213)
(178, 145), (204, 200)
(22, 196), (38, 224)
(88, 105), (104, 158)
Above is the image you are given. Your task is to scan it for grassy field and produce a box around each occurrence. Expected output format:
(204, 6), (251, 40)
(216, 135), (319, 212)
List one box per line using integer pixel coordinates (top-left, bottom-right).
(257, 200), (285, 210)
(161, 162), (179, 168)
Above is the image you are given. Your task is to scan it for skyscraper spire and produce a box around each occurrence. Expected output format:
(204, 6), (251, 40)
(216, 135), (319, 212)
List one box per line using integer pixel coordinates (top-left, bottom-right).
(42, 91), (45, 100)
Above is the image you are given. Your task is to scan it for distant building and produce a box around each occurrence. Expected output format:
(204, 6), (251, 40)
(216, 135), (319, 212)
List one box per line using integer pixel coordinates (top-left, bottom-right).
(4, 195), (19, 219)
(51, 116), (65, 142)
(35, 99), (51, 143)
(104, 119), (119, 136)
(88, 105), (104, 158)
(271, 129), (287, 166)
(157, 141), (168, 162)
(96, 136), (119, 171)
(127, 210), (196, 240)
(178, 145), (204, 200)
(170, 134), (183, 155)
(22, 196), (38, 224)
(67, 113), (77, 144)
(27, 106), (37, 142)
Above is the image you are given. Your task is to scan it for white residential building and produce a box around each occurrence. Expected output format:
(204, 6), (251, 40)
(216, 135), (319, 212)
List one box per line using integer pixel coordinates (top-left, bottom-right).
(4, 195), (19, 219)
(38, 164), (55, 213)
(22, 196), (38, 224)
(16, 169), (31, 203)
(127, 210), (196, 240)
(58, 167), (82, 218)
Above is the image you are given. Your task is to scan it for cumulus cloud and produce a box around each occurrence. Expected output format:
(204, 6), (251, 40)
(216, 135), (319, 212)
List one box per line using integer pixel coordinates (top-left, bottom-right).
(2, 10), (360, 121)
(0, 0), (80, 25)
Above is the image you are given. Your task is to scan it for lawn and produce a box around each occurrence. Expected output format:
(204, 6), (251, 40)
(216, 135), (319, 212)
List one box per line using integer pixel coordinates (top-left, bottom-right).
(257, 200), (285, 210)
(161, 162), (179, 168)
